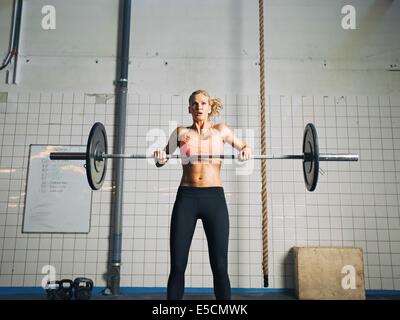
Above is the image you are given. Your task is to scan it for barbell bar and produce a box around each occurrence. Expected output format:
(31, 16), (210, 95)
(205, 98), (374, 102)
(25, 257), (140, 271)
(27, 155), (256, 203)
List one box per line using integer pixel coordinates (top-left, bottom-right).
(105, 154), (358, 161)
(49, 122), (359, 191)
(51, 153), (358, 161)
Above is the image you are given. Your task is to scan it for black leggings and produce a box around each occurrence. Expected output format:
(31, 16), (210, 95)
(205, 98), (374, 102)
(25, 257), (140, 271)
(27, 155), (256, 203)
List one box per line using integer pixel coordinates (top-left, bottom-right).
(167, 186), (231, 300)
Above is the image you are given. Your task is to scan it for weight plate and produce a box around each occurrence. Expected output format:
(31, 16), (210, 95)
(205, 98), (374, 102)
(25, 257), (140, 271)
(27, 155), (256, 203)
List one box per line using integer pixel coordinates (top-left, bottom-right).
(86, 122), (108, 190)
(302, 123), (319, 191)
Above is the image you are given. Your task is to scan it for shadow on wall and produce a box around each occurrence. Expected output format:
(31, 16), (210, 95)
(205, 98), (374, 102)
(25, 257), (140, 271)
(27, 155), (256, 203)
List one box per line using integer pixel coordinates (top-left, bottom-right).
(283, 247), (295, 289)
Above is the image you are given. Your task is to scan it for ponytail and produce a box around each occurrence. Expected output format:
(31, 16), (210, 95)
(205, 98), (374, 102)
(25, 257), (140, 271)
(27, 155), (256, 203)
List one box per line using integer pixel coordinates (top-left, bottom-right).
(208, 97), (223, 120)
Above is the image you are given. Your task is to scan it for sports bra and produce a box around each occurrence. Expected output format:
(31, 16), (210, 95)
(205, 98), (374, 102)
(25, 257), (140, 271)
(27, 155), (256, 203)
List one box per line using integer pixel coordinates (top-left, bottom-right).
(178, 128), (224, 157)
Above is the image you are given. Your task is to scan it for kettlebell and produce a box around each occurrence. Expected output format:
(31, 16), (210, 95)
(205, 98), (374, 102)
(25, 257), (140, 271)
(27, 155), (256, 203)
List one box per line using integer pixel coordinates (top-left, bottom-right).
(46, 280), (61, 300)
(73, 277), (94, 300)
(58, 279), (74, 300)
(46, 279), (73, 300)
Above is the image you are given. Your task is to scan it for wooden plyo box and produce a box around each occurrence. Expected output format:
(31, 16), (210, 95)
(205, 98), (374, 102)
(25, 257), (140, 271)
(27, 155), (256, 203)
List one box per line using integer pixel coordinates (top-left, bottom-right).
(293, 247), (366, 300)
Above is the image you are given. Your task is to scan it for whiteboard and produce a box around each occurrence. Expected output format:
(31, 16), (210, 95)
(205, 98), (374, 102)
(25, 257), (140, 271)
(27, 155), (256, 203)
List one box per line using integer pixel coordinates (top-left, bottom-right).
(23, 145), (92, 233)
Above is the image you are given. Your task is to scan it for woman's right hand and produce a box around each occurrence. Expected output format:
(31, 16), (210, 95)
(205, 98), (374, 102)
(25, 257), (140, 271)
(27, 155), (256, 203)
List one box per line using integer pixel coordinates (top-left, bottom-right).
(154, 149), (168, 165)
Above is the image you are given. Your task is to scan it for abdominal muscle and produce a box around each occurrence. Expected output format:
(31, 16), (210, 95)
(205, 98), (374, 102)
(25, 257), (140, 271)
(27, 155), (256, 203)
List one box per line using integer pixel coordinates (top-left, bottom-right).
(180, 162), (223, 187)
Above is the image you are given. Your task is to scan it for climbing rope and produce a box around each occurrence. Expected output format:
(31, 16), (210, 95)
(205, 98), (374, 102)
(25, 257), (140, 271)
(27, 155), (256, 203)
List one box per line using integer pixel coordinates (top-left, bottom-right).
(258, 0), (269, 287)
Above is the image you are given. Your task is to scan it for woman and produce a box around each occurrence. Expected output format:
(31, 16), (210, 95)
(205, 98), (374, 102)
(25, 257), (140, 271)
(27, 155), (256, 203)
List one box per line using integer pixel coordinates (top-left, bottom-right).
(154, 89), (252, 300)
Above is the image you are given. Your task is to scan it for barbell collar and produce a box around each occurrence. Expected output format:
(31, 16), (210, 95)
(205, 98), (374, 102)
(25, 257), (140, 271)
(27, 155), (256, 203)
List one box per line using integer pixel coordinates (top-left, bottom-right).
(318, 154), (359, 161)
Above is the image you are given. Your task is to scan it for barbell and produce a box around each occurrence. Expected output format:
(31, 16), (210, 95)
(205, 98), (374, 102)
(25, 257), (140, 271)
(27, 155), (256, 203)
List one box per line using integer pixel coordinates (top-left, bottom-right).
(49, 122), (359, 191)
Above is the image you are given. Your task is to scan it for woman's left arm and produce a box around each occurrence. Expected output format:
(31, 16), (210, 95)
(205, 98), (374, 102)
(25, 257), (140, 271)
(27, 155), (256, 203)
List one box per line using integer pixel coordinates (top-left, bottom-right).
(217, 124), (252, 161)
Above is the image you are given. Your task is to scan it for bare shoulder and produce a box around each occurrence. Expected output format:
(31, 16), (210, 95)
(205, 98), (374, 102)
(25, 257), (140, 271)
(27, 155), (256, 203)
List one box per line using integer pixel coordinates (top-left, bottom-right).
(176, 126), (189, 135)
(212, 123), (232, 135)
(176, 126), (190, 140)
(212, 123), (229, 132)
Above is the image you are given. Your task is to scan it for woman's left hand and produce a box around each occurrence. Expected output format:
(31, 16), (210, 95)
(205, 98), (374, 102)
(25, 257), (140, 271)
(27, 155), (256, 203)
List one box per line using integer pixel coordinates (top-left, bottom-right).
(239, 146), (252, 161)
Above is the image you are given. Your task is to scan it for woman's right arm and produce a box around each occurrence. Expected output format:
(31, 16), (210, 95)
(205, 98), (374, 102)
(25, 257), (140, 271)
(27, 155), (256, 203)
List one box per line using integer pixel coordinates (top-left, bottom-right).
(154, 127), (180, 167)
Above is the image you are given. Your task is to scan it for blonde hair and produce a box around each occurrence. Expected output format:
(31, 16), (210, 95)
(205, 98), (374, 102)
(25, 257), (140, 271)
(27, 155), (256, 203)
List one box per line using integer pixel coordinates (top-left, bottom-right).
(189, 89), (223, 120)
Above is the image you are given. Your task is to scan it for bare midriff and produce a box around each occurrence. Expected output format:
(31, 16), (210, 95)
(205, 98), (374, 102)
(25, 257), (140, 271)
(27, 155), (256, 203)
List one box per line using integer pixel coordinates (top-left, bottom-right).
(180, 162), (223, 187)
(178, 126), (224, 187)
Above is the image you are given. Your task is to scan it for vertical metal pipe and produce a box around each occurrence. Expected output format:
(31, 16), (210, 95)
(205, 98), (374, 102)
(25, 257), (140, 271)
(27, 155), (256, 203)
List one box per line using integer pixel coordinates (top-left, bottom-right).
(1, 0), (23, 82)
(11, 0), (23, 83)
(109, 0), (132, 295)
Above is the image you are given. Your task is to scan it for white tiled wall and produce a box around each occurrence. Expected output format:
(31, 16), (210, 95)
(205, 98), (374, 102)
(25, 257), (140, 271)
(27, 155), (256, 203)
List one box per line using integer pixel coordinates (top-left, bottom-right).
(0, 92), (399, 290)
